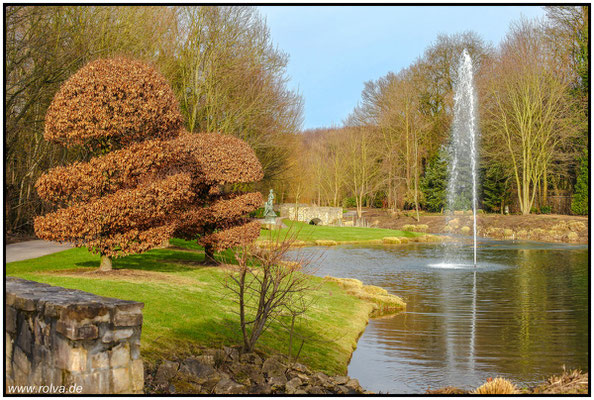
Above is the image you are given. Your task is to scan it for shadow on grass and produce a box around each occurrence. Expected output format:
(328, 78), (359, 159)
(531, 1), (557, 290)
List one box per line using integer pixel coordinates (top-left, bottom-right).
(74, 247), (238, 273)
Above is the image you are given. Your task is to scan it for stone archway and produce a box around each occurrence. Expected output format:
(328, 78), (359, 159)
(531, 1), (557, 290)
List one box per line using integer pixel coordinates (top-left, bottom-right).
(309, 218), (322, 225)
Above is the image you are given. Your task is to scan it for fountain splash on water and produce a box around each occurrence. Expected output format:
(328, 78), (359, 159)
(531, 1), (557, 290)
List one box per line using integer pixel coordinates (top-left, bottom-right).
(445, 49), (480, 267)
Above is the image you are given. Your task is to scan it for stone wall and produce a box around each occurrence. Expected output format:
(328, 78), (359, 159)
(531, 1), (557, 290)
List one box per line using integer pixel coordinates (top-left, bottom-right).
(6, 277), (144, 394)
(279, 204), (343, 226)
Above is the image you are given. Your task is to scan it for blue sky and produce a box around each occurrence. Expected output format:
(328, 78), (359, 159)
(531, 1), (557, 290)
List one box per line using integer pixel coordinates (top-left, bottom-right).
(257, 5), (546, 130)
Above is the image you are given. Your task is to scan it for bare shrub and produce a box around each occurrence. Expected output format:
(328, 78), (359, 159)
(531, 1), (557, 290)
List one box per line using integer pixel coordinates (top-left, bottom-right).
(224, 231), (319, 354)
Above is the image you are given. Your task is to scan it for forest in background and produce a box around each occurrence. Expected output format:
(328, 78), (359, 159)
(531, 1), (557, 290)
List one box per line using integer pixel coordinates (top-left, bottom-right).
(5, 5), (589, 235)
(277, 6), (589, 218)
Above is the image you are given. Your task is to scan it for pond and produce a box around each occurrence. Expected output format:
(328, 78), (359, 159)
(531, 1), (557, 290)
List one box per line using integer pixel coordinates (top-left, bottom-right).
(289, 239), (588, 394)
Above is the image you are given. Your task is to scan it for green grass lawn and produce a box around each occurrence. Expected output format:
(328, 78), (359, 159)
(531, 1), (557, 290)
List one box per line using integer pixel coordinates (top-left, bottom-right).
(258, 220), (423, 243)
(6, 242), (373, 375)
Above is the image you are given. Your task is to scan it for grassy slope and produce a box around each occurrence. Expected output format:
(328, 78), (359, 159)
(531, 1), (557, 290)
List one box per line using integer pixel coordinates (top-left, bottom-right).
(257, 220), (423, 243)
(6, 243), (373, 375)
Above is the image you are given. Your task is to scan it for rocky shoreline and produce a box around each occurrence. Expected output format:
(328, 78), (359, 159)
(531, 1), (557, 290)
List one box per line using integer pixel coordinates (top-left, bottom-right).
(144, 347), (589, 395)
(362, 210), (588, 244)
(144, 277), (405, 395)
(256, 233), (446, 249)
(144, 347), (370, 395)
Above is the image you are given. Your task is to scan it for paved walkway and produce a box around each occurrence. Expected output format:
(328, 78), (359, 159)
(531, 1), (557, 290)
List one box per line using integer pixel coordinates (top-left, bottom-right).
(5, 240), (73, 263)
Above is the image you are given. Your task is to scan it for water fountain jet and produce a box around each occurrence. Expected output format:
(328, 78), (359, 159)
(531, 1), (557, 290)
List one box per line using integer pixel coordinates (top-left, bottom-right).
(444, 49), (480, 267)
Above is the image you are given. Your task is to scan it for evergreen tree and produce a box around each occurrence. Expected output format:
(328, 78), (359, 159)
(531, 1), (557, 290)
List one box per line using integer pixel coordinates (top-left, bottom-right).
(571, 148), (589, 215)
(421, 147), (448, 212)
(481, 165), (512, 214)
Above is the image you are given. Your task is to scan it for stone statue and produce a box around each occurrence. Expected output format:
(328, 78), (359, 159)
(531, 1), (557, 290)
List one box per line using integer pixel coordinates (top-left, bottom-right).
(264, 189), (277, 219)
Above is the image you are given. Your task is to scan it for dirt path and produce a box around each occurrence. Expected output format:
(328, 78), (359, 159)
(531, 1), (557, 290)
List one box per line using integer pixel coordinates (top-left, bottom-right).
(361, 209), (588, 244)
(5, 240), (73, 263)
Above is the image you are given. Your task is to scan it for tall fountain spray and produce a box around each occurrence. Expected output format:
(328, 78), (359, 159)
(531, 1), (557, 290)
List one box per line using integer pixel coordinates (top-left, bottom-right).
(446, 49), (479, 266)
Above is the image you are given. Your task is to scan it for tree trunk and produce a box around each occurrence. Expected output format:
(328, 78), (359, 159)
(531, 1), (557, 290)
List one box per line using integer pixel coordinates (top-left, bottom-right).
(542, 167), (548, 207)
(204, 245), (217, 265)
(99, 254), (112, 272)
(356, 192), (364, 218)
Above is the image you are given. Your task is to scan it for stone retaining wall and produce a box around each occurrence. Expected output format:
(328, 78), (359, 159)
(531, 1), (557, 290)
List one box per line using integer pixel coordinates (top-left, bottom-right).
(5, 277), (144, 394)
(279, 204), (343, 226)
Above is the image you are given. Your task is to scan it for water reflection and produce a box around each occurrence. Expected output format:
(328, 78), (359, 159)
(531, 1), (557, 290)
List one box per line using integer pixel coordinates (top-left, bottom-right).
(289, 241), (588, 393)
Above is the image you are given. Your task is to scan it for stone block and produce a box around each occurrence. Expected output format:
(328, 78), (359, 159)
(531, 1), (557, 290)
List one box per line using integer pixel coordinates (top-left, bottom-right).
(33, 317), (48, 344)
(113, 310), (142, 327)
(92, 370), (112, 394)
(57, 320), (99, 340)
(130, 341), (141, 360)
(32, 343), (51, 367)
(61, 303), (111, 323)
(16, 317), (33, 354)
(130, 359), (144, 392)
(117, 302), (144, 314)
(6, 292), (17, 307)
(55, 338), (87, 372)
(29, 364), (43, 386)
(102, 330), (114, 343)
(110, 342), (130, 368)
(13, 362), (29, 385)
(5, 306), (16, 333)
(43, 365), (63, 387)
(13, 346), (30, 375)
(6, 334), (13, 376)
(91, 351), (109, 370)
(14, 295), (36, 311)
(113, 328), (134, 341)
(111, 367), (131, 393)
(72, 370), (110, 394)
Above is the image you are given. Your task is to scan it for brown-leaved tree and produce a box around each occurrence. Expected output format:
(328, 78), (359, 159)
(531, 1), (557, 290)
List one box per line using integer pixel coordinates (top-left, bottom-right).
(35, 58), (263, 269)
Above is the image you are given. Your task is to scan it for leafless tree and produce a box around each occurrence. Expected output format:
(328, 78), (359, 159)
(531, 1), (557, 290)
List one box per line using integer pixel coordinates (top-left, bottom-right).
(224, 231), (319, 353)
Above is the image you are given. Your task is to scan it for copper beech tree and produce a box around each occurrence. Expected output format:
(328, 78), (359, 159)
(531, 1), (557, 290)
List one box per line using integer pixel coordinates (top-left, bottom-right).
(34, 58), (263, 270)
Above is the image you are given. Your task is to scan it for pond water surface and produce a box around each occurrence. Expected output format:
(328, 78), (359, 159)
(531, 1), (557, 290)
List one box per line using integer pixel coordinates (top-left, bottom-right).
(289, 239), (588, 394)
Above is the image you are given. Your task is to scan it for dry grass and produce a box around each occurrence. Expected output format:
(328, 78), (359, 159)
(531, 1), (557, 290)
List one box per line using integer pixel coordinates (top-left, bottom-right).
(425, 386), (467, 394)
(324, 276), (363, 290)
(382, 237), (401, 244)
(472, 377), (519, 394)
(39, 267), (207, 287)
(568, 221), (587, 232)
(402, 224), (429, 232)
(427, 368), (588, 395)
(531, 368), (589, 394)
(447, 218), (461, 227)
(415, 224), (429, 232)
(567, 231), (579, 241)
(516, 229), (529, 239)
(324, 276), (405, 317)
(314, 239), (338, 246)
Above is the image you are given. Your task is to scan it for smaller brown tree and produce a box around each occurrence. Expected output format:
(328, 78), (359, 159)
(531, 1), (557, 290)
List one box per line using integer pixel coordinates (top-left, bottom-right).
(169, 132), (264, 264)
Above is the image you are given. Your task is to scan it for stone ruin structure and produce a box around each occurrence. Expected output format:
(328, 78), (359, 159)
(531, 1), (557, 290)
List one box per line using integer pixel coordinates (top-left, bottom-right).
(278, 204), (343, 226)
(6, 277), (144, 394)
